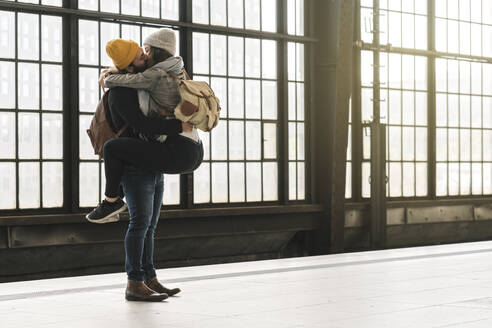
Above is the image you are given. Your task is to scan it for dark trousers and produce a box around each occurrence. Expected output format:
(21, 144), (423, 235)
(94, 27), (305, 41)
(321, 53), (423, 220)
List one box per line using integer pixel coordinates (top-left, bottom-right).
(104, 135), (203, 197)
(122, 166), (163, 281)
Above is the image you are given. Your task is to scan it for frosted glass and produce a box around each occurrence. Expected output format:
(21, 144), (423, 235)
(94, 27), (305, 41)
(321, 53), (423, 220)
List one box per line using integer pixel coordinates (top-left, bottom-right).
(229, 162), (245, 202)
(297, 83), (305, 120)
(79, 67), (99, 112)
(449, 163), (460, 195)
(402, 91), (415, 126)
(402, 14), (414, 49)
(228, 78), (244, 118)
(18, 113), (40, 159)
(79, 115), (99, 160)
(388, 90), (401, 125)
(415, 92), (427, 125)
(162, 0), (179, 20)
(19, 162), (40, 208)
(245, 38), (261, 78)
(78, 0), (97, 10)
(484, 97), (492, 129)
(228, 0), (244, 28)
(18, 13), (39, 60)
(448, 60), (459, 94)
(100, 0), (119, 13)
(472, 163), (482, 195)
(288, 122), (296, 160)
(42, 113), (63, 159)
(415, 56), (427, 91)
(345, 162), (352, 199)
(246, 162), (261, 202)
(262, 162), (277, 201)
(0, 163), (16, 209)
(460, 95), (471, 128)
(361, 88), (373, 122)
(297, 161), (305, 200)
(18, 63), (40, 110)
(122, 0), (140, 15)
(484, 163), (492, 194)
(288, 82), (296, 120)
(388, 54), (401, 89)
(193, 0), (209, 24)
(100, 22), (120, 67)
(389, 162), (402, 197)
(228, 36), (244, 77)
(388, 12), (402, 47)
(402, 55), (414, 90)
(163, 174), (180, 205)
(296, 122), (304, 160)
(212, 162), (228, 203)
(263, 123), (277, 159)
(142, 0), (160, 18)
(402, 127), (415, 161)
(361, 51), (374, 87)
(415, 127), (427, 161)
(436, 163), (448, 196)
(262, 81), (277, 120)
(245, 0), (260, 30)
(0, 61), (15, 108)
(211, 121), (227, 160)
(78, 20), (98, 65)
(295, 0), (304, 35)
(460, 162), (471, 195)
(0, 11), (15, 58)
(211, 77), (227, 117)
(43, 162), (63, 207)
(460, 129), (471, 161)
(42, 64), (63, 111)
(472, 129), (482, 162)
(245, 121), (261, 160)
(41, 15), (62, 62)
(471, 24), (482, 57)
(403, 162), (415, 197)
(388, 126), (401, 161)
(261, 0), (276, 32)
(211, 35), (227, 75)
(0, 113), (15, 159)
(415, 16), (427, 50)
(211, 0), (227, 25)
(436, 128), (447, 161)
(416, 163), (427, 196)
(448, 128), (459, 161)
(198, 129), (210, 161)
(229, 120), (244, 160)
(193, 162), (210, 203)
(287, 0), (295, 35)
(262, 40), (277, 79)
(122, 25), (141, 44)
(245, 79), (261, 119)
(79, 162), (99, 207)
(192, 33), (209, 75)
(289, 162), (296, 200)
(362, 162), (370, 198)
(288, 42), (296, 81)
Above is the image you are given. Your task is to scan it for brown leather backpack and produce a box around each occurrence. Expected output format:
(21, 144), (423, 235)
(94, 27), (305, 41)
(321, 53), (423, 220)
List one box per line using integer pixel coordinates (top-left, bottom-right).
(86, 92), (127, 158)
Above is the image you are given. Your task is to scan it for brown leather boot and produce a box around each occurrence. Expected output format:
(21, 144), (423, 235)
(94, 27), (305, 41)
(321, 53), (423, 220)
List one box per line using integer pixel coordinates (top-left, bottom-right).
(145, 277), (181, 296)
(125, 280), (169, 302)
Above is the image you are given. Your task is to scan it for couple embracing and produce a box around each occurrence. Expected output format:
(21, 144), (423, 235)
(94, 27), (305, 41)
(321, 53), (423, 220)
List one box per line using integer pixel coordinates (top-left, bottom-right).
(86, 28), (204, 302)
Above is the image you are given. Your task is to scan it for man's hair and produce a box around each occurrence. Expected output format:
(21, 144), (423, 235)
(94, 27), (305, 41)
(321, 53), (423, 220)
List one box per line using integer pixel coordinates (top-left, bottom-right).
(148, 46), (173, 65)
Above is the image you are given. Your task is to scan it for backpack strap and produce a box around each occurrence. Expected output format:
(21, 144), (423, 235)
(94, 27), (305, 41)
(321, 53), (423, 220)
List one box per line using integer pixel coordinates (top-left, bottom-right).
(115, 124), (128, 137)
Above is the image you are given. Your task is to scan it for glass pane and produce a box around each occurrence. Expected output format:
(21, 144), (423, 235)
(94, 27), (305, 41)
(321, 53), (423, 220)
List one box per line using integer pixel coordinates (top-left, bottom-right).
(228, 0), (244, 28)
(228, 78), (244, 118)
(18, 63), (40, 110)
(79, 20), (98, 65)
(79, 115), (98, 160)
(0, 61), (15, 108)
(245, 0), (260, 30)
(448, 128), (459, 161)
(289, 161), (296, 200)
(262, 162), (277, 201)
(121, 24), (140, 44)
(0, 11), (15, 59)
(78, 0), (97, 10)
(100, 0), (119, 13)
(193, 0), (209, 24)
(163, 174), (180, 205)
(211, 0), (227, 25)
(142, 0), (160, 18)
(297, 83), (305, 120)
(416, 163), (427, 196)
(246, 162), (261, 201)
(42, 162), (63, 207)
(389, 162), (402, 197)
(193, 33), (209, 75)
(79, 162), (99, 207)
(402, 162), (415, 197)
(101, 22), (120, 67)
(245, 121), (261, 160)
(194, 162), (210, 203)
(42, 64), (63, 111)
(211, 35), (227, 75)
(79, 67), (100, 112)
(211, 77), (227, 117)
(0, 112), (15, 159)
(228, 36), (244, 77)
(122, 0), (140, 15)
(263, 123), (277, 159)
(261, 0), (276, 32)
(402, 127), (415, 161)
(245, 79), (261, 119)
(362, 162), (370, 198)
(41, 15), (62, 62)
(211, 120), (227, 160)
(262, 39), (277, 79)
(18, 113), (39, 159)
(229, 162), (245, 202)
(245, 38), (261, 78)
(42, 113), (63, 159)
(0, 163), (16, 209)
(297, 122), (305, 160)
(297, 161), (305, 199)
(19, 162), (40, 208)
(388, 126), (402, 161)
(212, 162), (228, 202)
(162, 0), (179, 20)
(262, 81), (277, 120)
(229, 120), (244, 160)
(18, 13), (39, 60)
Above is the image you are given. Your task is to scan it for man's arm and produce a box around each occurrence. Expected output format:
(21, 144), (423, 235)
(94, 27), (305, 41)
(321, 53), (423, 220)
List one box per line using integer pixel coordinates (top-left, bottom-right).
(108, 87), (182, 135)
(104, 68), (161, 90)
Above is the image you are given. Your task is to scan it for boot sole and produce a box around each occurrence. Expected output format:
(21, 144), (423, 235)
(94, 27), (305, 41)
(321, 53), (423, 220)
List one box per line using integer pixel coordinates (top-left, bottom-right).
(86, 204), (127, 224)
(125, 294), (169, 302)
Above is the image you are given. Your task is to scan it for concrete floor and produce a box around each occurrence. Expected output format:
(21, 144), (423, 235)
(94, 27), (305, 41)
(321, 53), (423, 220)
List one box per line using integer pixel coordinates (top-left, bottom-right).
(3, 241), (492, 327)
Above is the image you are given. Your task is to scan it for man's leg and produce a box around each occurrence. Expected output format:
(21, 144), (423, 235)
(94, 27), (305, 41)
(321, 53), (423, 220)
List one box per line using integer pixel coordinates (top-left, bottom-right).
(121, 166), (168, 302)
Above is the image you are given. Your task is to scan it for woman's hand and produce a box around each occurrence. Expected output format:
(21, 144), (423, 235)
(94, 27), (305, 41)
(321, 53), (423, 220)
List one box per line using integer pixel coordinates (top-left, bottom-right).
(98, 66), (118, 92)
(181, 121), (193, 132)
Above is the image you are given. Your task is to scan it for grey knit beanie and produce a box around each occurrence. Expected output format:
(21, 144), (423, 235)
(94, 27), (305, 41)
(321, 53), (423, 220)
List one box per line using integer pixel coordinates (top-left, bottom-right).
(143, 28), (176, 56)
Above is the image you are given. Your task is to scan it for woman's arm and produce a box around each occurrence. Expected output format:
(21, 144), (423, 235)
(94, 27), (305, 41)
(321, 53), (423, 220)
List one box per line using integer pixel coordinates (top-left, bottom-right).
(104, 68), (161, 90)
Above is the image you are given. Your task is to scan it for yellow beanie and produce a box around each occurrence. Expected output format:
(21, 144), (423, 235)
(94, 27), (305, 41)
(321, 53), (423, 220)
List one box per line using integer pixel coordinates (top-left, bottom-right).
(106, 39), (139, 70)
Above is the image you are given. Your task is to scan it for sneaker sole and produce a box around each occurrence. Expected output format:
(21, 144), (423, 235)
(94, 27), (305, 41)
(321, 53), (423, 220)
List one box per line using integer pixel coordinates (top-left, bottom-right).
(85, 204), (128, 224)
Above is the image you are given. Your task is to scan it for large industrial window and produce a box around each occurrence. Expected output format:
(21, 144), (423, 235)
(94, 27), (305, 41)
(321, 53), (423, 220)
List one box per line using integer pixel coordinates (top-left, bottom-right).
(352, 0), (492, 200)
(0, 0), (310, 214)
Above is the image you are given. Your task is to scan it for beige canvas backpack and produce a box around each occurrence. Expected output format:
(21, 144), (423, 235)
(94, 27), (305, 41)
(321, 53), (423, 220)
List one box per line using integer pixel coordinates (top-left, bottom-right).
(168, 71), (221, 132)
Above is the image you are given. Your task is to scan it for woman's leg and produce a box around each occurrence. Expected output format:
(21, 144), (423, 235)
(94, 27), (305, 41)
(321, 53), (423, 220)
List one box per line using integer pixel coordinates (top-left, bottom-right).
(142, 172), (164, 280)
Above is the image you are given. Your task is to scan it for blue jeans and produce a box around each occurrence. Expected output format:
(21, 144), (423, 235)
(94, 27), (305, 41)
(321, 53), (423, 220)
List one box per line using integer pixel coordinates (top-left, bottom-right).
(121, 166), (164, 282)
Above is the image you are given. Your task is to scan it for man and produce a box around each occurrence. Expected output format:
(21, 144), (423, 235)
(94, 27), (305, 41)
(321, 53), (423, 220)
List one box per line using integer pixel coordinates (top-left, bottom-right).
(95, 38), (183, 302)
